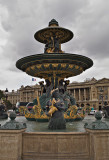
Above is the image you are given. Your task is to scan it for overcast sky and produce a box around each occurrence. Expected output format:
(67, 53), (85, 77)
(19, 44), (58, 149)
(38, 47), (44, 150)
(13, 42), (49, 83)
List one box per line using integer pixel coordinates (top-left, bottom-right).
(0, 0), (109, 92)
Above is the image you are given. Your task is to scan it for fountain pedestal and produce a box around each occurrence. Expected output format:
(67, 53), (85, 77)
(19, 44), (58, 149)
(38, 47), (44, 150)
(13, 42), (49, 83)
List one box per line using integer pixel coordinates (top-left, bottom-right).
(0, 129), (25, 160)
(0, 112), (26, 160)
(85, 111), (109, 160)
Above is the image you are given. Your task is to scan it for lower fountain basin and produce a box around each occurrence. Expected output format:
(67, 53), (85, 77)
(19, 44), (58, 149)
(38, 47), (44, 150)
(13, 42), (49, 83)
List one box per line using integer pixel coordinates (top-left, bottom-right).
(16, 53), (93, 79)
(1, 115), (108, 132)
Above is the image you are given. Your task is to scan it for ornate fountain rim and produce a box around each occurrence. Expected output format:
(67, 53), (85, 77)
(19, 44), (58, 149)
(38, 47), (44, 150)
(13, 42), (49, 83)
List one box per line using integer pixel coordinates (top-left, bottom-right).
(34, 26), (74, 44)
(16, 53), (93, 78)
(16, 53), (93, 70)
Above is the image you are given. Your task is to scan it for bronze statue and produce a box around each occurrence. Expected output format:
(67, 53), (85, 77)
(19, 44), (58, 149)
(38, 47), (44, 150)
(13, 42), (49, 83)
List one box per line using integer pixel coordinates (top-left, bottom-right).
(46, 88), (66, 129)
(44, 35), (62, 53)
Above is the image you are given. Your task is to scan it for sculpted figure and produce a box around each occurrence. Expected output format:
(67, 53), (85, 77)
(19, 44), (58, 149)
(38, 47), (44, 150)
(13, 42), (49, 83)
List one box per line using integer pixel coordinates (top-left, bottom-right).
(46, 88), (66, 129)
(45, 79), (53, 97)
(58, 79), (65, 95)
(64, 80), (70, 91)
(53, 36), (60, 52)
(44, 35), (60, 53)
(39, 81), (45, 95)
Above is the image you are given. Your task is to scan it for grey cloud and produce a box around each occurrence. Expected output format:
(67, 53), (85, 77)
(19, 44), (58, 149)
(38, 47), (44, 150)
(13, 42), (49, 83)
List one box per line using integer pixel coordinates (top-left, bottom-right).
(0, 0), (109, 90)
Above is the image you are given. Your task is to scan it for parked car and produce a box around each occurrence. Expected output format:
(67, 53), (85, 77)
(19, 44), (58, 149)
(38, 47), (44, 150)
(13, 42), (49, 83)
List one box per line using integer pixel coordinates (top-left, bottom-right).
(99, 110), (103, 115)
(26, 102), (34, 111)
(88, 110), (97, 115)
(7, 109), (13, 113)
(16, 102), (29, 109)
(88, 110), (103, 115)
(16, 102), (28, 115)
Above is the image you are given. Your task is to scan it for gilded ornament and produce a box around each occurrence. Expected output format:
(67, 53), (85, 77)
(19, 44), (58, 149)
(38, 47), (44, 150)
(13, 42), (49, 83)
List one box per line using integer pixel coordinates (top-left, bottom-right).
(61, 64), (66, 68)
(44, 64), (50, 68)
(37, 64), (42, 69)
(26, 67), (30, 72)
(80, 67), (83, 71)
(52, 64), (58, 68)
(31, 66), (35, 70)
(69, 64), (74, 69)
(75, 65), (79, 69)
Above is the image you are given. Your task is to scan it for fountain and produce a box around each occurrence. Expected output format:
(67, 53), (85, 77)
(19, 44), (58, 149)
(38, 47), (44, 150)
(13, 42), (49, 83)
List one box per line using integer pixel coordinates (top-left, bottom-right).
(16, 19), (93, 129)
(2, 20), (109, 160)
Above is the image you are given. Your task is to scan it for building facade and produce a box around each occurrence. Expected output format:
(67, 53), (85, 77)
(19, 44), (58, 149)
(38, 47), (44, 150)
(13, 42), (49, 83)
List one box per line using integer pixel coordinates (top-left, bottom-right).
(7, 78), (109, 110)
(19, 85), (41, 103)
(67, 78), (109, 110)
(8, 90), (20, 107)
(8, 84), (41, 107)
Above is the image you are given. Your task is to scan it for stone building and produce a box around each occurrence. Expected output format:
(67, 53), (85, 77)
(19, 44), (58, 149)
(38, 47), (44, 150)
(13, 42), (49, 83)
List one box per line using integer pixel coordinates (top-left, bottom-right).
(67, 78), (109, 110)
(7, 78), (109, 109)
(8, 90), (20, 107)
(8, 84), (41, 107)
(19, 85), (41, 102)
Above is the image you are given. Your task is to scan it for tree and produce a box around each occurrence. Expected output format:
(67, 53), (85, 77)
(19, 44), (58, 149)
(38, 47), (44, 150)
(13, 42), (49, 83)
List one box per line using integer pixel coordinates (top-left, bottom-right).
(0, 90), (12, 109)
(0, 90), (5, 100)
(4, 100), (12, 110)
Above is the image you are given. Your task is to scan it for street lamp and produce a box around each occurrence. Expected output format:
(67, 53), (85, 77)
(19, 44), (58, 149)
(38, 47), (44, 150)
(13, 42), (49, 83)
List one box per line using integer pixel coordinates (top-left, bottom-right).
(5, 88), (8, 101)
(100, 88), (104, 110)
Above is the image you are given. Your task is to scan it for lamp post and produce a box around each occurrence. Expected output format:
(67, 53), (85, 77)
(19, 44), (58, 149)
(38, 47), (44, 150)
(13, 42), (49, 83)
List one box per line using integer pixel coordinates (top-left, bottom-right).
(100, 88), (104, 110)
(5, 88), (8, 101)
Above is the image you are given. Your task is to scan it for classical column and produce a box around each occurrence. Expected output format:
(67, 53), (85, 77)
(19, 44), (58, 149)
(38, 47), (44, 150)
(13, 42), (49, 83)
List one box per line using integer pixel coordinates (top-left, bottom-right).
(108, 87), (109, 101)
(68, 89), (70, 95)
(79, 89), (81, 101)
(26, 92), (28, 102)
(74, 89), (76, 98)
(71, 89), (72, 95)
(69, 89), (71, 95)
(84, 88), (86, 101)
(90, 87), (92, 100)
(12, 96), (13, 106)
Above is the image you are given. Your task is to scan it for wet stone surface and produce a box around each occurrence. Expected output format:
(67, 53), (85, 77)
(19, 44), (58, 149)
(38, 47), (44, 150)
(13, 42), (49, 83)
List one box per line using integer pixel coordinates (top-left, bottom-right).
(0, 115), (109, 132)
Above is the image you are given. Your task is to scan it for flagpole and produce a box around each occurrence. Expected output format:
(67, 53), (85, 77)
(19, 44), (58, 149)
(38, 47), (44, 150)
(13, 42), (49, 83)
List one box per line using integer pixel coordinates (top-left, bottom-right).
(31, 78), (33, 86)
(31, 78), (36, 86)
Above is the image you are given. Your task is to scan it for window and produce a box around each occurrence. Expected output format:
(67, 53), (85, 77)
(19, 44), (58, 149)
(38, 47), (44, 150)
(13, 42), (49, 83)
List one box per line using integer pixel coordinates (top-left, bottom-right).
(99, 94), (102, 100)
(98, 87), (103, 92)
(104, 87), (107, 90)
(105, 95), (108, 100)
